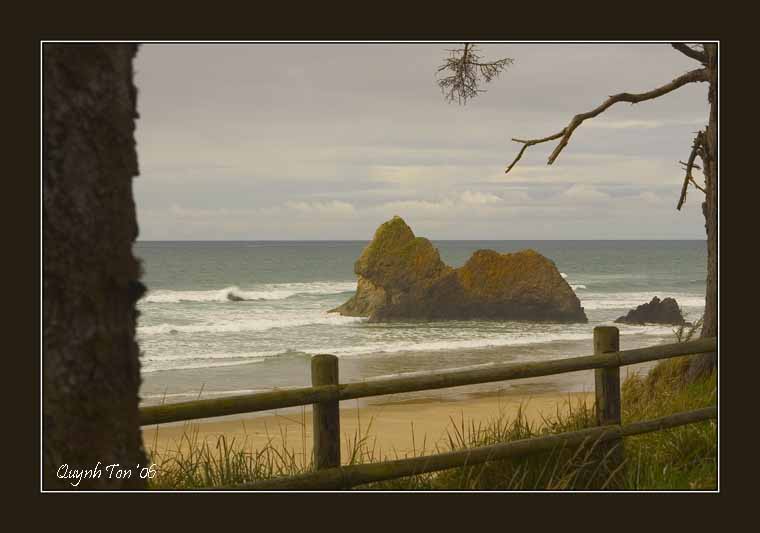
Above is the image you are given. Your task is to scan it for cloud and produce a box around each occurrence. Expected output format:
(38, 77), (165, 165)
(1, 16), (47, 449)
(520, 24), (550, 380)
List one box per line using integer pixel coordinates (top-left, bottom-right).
(165, 199), (356, 222)
(133, 44), (709, 239)
(378, 198), (455, 216)
(560, 184), (611, 203)
(637, 191), (667, 205)
(585, 119), (665, 130)
(460, 190), (503, 205)
(370, 190), (520, 222)
(283, 200), (357, 218)
(498, 189), (532, 203)
(583, 117), (708, 130)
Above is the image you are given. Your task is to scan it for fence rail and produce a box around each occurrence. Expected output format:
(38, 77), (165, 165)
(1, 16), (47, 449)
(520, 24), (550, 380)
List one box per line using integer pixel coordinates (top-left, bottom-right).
(222, 407), (717, 491)
(140, 336), (716, 426)
(140, 328), (717, 490)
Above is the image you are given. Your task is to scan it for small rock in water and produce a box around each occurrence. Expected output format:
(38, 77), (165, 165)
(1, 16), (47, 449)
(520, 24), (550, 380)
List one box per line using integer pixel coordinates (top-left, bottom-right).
(227, 292), (245, 302)
(614, 296), (686, 325)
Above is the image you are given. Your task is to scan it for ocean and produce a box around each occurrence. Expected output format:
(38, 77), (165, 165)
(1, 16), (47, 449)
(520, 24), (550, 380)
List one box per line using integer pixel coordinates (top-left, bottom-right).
(135, 241), (706, 407)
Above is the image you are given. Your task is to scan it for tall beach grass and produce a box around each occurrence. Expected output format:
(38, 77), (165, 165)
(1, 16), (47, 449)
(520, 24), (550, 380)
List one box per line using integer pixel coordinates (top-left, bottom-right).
(146, 324), (717, 490)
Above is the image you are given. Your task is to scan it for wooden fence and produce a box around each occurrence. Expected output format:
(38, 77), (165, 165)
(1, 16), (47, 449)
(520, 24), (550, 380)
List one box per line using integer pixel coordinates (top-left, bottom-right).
(140, 327), (717, 490)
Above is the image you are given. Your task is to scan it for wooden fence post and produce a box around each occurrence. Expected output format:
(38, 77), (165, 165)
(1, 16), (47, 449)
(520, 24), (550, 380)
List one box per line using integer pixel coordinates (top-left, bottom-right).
(311, 354), (340, 470)
(593, 326), (623, 483)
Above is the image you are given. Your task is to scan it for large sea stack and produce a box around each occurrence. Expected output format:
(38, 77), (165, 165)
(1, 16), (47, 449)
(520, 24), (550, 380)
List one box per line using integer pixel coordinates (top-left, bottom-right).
(331, 216), (587, 323)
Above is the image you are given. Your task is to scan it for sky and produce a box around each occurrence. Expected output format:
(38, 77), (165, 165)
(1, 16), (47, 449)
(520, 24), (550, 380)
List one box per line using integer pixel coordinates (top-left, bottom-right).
(133, 43), (710, 240)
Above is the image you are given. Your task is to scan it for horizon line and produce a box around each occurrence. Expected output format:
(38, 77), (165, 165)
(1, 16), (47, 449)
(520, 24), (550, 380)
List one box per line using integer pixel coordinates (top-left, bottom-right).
(135, 238), (707, 242)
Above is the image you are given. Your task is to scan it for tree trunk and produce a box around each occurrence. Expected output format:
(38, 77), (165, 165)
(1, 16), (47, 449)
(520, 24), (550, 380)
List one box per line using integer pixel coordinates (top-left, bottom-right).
(687, 43), (718, 382)
(43, 44), (147, 489)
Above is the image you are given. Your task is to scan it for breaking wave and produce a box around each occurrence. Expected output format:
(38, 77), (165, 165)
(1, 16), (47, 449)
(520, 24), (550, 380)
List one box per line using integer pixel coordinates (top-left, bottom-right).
(140, 322), (676, 373)
(138, 313), (364, 336)
(580, 292), (705, 311)
(140, 281), (357, 304)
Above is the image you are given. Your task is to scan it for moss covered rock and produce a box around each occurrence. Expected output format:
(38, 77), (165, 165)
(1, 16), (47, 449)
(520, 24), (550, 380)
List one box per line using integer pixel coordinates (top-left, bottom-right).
(455, 249), (585, 321)
(331, 277), (388, 317)
(331, 216), (587, 323)
(353, 216), (451, 289)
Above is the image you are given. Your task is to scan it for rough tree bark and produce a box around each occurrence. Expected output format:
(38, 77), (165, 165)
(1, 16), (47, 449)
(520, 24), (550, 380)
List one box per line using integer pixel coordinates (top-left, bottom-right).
(687, 43), (718, 381)
(43, 44), (147, 489)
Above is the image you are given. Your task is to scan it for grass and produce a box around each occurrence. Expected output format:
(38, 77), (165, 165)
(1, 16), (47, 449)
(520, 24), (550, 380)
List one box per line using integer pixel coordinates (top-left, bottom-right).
(146, 408), (314, 489)
(359, 365), (716, 490)
(146, 327), (716, 490)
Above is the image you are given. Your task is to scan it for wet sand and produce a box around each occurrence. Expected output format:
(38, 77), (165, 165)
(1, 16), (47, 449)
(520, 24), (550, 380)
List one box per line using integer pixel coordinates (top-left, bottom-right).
(142, 389), (595, 463)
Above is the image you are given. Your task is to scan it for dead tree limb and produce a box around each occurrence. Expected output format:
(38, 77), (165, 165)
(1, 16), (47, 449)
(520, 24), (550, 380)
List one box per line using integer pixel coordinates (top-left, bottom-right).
(672, 43), (708, 64)
(678, 160), (701, 171)
(504, 68), (709, 173)
(505, 131), (565, 173)
(437, 43), (513, 105)
(677, 130), (706, 210)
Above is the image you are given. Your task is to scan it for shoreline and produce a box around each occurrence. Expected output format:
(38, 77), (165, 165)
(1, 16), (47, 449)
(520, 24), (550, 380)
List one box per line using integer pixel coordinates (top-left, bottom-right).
(139, 332), (669, 407)
(142, 388), (595, 462)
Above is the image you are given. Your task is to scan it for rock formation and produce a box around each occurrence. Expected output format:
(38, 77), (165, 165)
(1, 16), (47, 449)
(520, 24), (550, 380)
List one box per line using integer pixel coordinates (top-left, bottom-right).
(614, 296), (686, 325)
(331, 216), (587, 323)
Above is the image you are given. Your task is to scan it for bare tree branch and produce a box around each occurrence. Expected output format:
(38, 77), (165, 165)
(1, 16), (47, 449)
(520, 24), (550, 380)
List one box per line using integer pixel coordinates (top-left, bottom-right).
(677, 130), (706, 210)
(505, 131), (565, 174)
(437, 43), (513, 105)
(690, 178), (707, 194)
(679, 160), (702, 171)
(672, 43), (707, 64)
(504, 68), (709, 173)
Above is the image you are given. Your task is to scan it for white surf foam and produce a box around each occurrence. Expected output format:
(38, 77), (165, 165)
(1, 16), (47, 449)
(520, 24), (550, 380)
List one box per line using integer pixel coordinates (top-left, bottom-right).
(141, 349), (287, 373)
(143, 349), (285, 363)
(580, 292), (705, 311)
(561, 272), (586, 291)
(141, 322), (678, 373)
(295, 326), (673, 358)
(138, 313), (364, 336)
(141, 386), (306, 400)
(141, 281), (357, 304)
(142, 359), (269, 373)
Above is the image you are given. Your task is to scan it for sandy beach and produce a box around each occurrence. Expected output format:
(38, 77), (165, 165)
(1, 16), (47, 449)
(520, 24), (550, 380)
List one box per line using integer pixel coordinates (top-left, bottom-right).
(143, 389), (594, 463)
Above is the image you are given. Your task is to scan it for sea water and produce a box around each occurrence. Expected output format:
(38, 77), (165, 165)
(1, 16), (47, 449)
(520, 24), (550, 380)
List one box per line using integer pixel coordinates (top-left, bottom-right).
(135, 241), (706, 406)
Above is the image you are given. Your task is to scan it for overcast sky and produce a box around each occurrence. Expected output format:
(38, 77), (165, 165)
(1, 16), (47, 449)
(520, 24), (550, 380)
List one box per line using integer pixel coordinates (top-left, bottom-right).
(133, 43), (709, 240)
